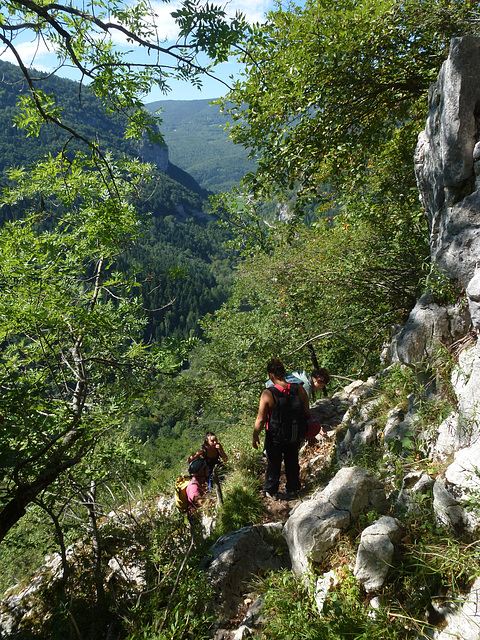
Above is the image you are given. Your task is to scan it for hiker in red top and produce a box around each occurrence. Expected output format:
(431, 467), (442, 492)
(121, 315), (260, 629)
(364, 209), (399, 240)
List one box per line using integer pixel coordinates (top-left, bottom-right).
(252, 357), (312, 500)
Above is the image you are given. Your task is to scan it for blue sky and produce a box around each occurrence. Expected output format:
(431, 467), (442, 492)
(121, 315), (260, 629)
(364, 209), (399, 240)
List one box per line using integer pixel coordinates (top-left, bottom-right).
(0, 0), (277, 103)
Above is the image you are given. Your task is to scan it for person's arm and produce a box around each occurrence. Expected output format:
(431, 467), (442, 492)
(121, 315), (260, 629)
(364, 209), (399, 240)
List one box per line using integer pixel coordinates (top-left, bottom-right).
(192, 490), (205, 508)
(187, 448), (203, 464)
(252, 389), (274, 449)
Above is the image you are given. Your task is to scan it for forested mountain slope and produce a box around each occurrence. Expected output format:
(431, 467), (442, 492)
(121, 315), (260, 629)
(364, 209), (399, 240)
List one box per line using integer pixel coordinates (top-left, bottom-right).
(0, 61), (236, 341)
(146, 99), (253, 193)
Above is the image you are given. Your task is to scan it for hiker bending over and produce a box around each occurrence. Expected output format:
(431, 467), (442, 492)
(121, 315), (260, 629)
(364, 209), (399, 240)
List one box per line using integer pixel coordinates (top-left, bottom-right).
(253, 357), (312, 500)
(188, 431), (228, 490)
(311, 368), (330, 400)
(186, 458), (209, 514)
(266, 367), (330, 400)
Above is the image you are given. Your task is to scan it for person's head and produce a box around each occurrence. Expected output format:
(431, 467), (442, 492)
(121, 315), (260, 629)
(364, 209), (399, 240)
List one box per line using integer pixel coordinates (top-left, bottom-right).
(204, 431), (217, 447)
(311, 368), (330, 397)
(189, 458), (208, 481)
(267, 357), (286, 381)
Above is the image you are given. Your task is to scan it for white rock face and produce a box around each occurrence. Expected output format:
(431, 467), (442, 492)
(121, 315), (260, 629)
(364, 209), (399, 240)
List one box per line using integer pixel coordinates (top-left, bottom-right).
(433, 577), (480, 640)
(433, 411), (460, 460)
(283, 466), (388, 577)
(451, 342), (480, 447)
(466, 263), (480, 330)
(433, 440), (480, 533)
(137, 124), (169, 171)
(387, 294), (470, 366)
(415, 36), (480, 288)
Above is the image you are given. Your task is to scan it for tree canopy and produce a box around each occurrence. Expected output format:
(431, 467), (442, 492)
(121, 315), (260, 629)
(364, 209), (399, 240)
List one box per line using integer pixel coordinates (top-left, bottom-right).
(2, 0), (247, 145)
(221, 0), (479, 207)
(0, 0), (248, 542)
(197, 0), (475, 402)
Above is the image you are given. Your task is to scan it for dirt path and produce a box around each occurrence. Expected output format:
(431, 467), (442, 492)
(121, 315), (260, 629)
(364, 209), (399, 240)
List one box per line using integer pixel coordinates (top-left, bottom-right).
(260, 435), (335, 523)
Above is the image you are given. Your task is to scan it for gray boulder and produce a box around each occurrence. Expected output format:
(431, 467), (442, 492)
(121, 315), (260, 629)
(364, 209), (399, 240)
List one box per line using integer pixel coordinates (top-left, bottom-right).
(201, 523), (288, 619)
(283, 467), (388, 577)
(387, 294), (470, 366)
(433, 441), (480, 533)
(353, 516), (403, 593)
(396, 471), (434, 514)
(433, 475), (478, 533)
(433, 411), (460, 460)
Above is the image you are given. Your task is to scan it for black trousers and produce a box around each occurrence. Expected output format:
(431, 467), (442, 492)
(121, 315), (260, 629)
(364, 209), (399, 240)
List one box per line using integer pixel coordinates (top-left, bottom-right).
(263, 432), (301, 495)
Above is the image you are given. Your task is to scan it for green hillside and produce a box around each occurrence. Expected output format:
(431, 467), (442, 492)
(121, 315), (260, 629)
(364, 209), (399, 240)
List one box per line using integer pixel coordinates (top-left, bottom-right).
(0, 62), (235, 342)
(146, 99), (254, 193)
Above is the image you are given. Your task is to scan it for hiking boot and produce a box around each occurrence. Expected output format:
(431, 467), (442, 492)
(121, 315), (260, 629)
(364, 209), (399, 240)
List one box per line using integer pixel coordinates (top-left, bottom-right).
(285, 491), (299, 500)
(264, 491), (277, 499)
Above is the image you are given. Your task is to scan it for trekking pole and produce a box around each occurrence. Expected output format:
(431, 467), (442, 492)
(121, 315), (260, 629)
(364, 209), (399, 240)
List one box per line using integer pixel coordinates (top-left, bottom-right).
(212, 468), (223, 507)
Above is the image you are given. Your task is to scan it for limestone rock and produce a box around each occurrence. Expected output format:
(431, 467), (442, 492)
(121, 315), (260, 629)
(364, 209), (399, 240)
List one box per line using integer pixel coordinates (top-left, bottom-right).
(433, 476), (478, 533)
(314, 569), (340, 614)
(415, 36), (480, 287)
(396, 471), (434, 514)
(433, 577), (480, 640)
(137, 125), (169, 171)
(466, 263), (480, 330)
(201, 523), (288, 619)
(433, 442), (480, 533)
(452, 342), (480, 447)
(387, 294), (470, 366)
(354, 516), (403, 593)
(283, 467), (388, 577)
(433, 411), (460, 460)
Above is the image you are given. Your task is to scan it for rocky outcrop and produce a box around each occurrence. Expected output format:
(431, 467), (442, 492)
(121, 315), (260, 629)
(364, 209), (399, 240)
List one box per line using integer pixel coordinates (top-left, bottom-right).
(137, 125), (169, 171)
(415, 36), (480, 289)
(451, 341), (480, 445)
(283, 466), (389, 577)
(200, 523), (289, 621)
(433, 440), (480, 533)
(387, 294), (470, 366)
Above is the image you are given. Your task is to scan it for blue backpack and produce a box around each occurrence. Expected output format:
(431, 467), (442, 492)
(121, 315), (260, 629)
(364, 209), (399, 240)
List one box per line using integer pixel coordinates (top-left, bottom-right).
(267, 383), (307, 444)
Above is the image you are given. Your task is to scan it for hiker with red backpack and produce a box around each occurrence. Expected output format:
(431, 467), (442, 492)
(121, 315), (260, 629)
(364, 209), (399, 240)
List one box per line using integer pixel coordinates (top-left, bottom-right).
(252, 357), (314, 500)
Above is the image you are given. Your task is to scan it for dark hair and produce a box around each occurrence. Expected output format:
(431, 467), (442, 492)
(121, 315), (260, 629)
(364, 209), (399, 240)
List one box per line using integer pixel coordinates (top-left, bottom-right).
(311, 368), (330, 399)
(267, 357), (286, 379)
(311, 368), (330, 384)
(189, 458), (208, 477)
(203, 431), (216, 447)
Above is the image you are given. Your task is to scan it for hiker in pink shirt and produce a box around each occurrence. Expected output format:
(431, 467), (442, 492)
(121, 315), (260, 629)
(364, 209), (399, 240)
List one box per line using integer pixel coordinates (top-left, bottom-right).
(186, 458), (209, 514)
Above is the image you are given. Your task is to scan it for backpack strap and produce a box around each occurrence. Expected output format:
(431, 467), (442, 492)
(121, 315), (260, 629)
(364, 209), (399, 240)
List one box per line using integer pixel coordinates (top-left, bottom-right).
(272, 383), (292, 395)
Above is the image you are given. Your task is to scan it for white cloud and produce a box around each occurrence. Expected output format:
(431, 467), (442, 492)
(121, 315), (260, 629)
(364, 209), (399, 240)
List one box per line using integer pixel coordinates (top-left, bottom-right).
(147, 0), (273, 43)
(149, 2), (184, 42)
(0, 39), (56, 70)
(226, 0), (273, 24)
